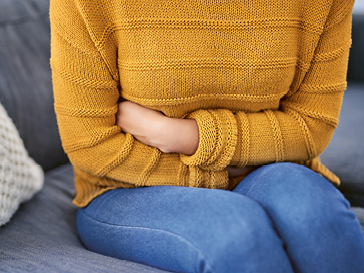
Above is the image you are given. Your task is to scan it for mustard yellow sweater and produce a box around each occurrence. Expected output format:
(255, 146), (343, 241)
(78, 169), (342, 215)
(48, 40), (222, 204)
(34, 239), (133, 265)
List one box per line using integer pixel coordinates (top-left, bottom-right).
(50, 0), (354, 207)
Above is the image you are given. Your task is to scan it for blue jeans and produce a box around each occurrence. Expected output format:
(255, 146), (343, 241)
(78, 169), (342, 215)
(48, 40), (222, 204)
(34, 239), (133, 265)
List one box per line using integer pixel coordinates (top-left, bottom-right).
(76, 163), (364, 273)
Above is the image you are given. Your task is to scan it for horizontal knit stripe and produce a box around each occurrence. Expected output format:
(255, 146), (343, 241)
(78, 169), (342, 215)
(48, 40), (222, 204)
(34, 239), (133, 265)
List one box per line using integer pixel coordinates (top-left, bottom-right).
(62, 127), (121, 153)
(118, 57), (298, 71)
(313, 40), (352, 62)
(51, 64), (116, 89)
(282, 102), (339, 128)
(54, 105), (118, 117)
(112, 17), (322, 33)
(299, 82), (347, 93)
(95, 18), (324, 48)
(122, 90), (288, 106)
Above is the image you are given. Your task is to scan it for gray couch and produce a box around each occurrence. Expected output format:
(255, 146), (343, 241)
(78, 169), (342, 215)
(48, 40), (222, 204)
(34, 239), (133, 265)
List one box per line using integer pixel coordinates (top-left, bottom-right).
(0, 0), (363, 272)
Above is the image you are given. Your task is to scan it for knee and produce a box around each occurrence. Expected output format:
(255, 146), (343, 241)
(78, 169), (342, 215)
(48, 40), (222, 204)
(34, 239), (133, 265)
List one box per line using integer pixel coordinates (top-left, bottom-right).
(258, 162), (329, 189)
(201, 194), (276, 248)
(224, 198), (276, 243)
(238, 162), (351, 230)
(202, 198), (289, 272)
(243, 162), (346, 206)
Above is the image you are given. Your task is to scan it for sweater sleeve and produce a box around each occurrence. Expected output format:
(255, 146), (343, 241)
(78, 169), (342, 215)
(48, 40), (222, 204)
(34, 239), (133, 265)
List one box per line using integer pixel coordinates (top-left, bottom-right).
(180, 0), (354, 171)
(50, 0), (227, 191)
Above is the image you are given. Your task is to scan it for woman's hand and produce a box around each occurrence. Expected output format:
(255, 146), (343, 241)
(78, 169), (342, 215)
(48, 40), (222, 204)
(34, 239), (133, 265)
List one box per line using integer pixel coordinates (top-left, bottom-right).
(117, 101), (259, 176)
(116, 101), (199, 155)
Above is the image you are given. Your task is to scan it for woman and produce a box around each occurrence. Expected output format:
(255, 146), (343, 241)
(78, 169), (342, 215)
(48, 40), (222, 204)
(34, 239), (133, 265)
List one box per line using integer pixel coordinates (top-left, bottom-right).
(50, 0), (364, 272)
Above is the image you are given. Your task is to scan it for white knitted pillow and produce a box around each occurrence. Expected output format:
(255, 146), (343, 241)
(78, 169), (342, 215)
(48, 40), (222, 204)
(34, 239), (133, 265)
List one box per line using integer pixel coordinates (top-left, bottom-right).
(0, 102), (44, 226)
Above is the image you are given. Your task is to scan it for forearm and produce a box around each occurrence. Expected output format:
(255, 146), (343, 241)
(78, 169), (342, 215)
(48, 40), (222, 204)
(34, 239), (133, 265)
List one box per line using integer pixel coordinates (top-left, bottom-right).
(116, 101), (199, 156)
(157, 118), (199, 155)
(116, 101), (248, 178)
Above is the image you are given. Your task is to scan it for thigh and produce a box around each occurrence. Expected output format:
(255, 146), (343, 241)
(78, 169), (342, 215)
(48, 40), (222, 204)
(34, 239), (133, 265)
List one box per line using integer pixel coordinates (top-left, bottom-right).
(233, 162), (364, 273)
(76, 186), (293, 273)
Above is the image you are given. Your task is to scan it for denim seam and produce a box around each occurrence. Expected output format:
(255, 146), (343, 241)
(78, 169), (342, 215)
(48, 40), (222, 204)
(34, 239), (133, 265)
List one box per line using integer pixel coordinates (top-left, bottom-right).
(80, 209), (216, 273)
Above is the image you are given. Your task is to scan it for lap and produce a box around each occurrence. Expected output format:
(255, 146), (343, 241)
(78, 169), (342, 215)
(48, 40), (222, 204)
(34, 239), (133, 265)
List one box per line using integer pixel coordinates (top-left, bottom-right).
(76, 163), (364, 273)
(77, 186), (292, 273)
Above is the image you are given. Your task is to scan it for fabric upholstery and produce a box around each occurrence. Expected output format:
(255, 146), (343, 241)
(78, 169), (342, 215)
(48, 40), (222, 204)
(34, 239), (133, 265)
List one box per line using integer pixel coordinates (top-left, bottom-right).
(0, 0), (68, 171)
(321, 83), (364, 207)
(0, 164), (168, 273)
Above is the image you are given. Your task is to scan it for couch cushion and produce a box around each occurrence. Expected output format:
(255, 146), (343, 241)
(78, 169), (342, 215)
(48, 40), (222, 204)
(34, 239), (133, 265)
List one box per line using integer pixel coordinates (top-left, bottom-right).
(0, 163), (168, 273)
(0, 0), (68, 171)
(321, 83), (364, 207)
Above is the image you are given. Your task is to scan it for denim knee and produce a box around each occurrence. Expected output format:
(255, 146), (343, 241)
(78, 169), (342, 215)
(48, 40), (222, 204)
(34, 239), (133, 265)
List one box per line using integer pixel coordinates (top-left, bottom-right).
(233, 162), (364, 273)
(234, 162), (351, 230)
(204, 200), (293, 273)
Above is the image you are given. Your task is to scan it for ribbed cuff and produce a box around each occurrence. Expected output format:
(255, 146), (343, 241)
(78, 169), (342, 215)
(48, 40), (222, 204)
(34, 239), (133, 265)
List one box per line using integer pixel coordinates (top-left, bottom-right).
(187, 166), (230, 189)
(180, 109), (238, 171)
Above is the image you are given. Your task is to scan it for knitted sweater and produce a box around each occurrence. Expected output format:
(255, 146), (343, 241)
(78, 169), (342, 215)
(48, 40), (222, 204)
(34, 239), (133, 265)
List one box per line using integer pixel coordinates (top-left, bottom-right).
(50, 0), (354, 207)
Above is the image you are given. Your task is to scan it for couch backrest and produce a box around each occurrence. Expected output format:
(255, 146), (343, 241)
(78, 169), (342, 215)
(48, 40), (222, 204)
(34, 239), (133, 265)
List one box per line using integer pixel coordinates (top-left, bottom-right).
(347, 10), (364, 83)
(0, 0), (69, 171)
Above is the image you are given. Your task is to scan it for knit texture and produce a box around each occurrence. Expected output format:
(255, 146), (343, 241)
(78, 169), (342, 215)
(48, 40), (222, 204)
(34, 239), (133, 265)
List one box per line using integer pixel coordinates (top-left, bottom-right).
(50, 0), (354, 207)
(0, 103), (44, 226)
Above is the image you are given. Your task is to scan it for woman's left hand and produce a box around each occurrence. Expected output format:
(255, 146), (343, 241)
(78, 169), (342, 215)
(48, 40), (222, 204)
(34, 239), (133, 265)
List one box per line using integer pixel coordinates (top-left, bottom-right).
(116, 101), (199, 155)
